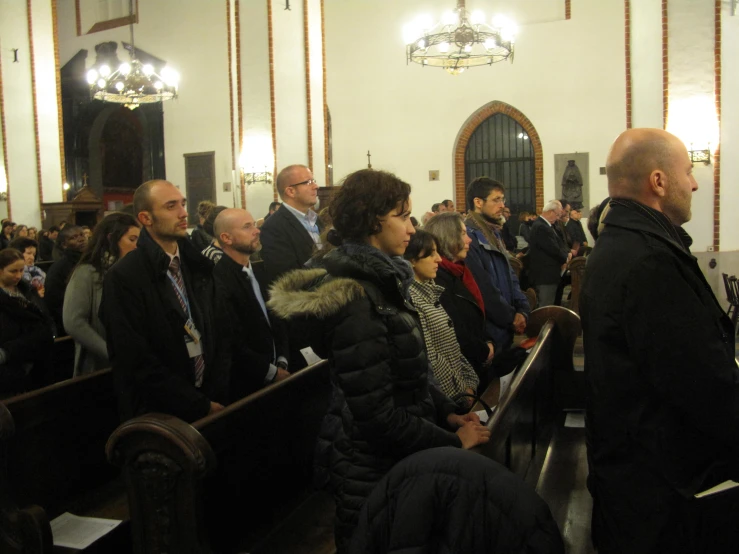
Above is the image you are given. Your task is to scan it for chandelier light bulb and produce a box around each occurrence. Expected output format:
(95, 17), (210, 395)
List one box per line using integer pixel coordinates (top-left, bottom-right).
(442, 11), (458, 25)
(154, 81), (164, 90)
(143, 64), (154, 76)
(416, 14), (433, 31)
(501, 25), (518, 42)
(119, 62), (131, 75)
(97, 79), (106, 88)
(86, 69), (98, 84)
(439, 42), (450, 53)
(417, 38), (426, 49)
(492, 15), (509, 29)
(99, 64), (111, 77)
(484, 38), (497, 50)
(161, 66), (179, 86)
(471, 10), (485, 25)
(464, 44), (472, 53)
(62, 182), (70, 191)
(403, 22), (422, 44)
(115, 81), (124, 91)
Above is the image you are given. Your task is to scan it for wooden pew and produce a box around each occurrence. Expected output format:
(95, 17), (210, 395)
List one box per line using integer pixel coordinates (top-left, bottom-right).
(568, 257), (587, 315)
(474, 306), (581, 485)
(107, 359), (332, 554)
(0, 369), (130, 553)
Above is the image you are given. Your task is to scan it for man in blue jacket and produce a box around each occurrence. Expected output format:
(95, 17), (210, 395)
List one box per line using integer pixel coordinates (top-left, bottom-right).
(464, 177), (530, 351)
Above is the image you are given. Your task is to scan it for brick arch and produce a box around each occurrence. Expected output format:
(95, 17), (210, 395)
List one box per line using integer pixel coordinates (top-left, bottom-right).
(453, 101), (543, 213)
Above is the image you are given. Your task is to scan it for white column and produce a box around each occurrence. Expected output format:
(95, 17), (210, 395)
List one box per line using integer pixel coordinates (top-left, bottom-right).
(306, 0), (326, 187)
(666, 0), (717, 252)
(241, 0), (276, 218)
(720, 3), (739, 251)
(30, 0), (64, 204)
(0, 0), (42, 225)
(272, 0), (309, 169)
(630, 0), (663, 128)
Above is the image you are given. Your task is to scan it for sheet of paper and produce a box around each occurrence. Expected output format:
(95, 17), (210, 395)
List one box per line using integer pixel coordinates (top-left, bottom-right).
(499, 372), (515, 399)
(300, 346), (324, 366)
(475, 405), (496, 424)
(565, 412), (585, 428)
(50, 512), (121, 550)
(695, 481), (739, 499)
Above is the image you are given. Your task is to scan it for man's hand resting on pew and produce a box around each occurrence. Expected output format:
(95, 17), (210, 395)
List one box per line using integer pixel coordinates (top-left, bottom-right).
(209, 402), (225, 415)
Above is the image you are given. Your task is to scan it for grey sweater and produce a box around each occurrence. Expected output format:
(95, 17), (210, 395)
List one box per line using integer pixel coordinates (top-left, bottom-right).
(63, 264), (109, 377)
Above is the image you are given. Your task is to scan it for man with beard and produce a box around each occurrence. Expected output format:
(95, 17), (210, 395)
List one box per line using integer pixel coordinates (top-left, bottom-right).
(45, 225), (87, 335)
(464, 177), (530, 351)
(582, 129), (739, 553)
(213, 209), (290, 400)
(101, 180), (230, 422)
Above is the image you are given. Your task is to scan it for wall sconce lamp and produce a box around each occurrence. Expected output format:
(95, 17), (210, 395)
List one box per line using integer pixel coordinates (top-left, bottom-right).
(689, 143), (711, 165)
(240, 169), (273, 187)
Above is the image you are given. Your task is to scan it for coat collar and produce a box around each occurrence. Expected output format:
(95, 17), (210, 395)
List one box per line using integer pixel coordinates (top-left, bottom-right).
(137, 228), (214, 277)
(603, 199), (693, 258)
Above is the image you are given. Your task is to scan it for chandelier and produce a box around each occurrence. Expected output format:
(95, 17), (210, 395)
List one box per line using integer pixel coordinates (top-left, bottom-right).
(404, 0), (517, 75)
(85, 0), (179, 109)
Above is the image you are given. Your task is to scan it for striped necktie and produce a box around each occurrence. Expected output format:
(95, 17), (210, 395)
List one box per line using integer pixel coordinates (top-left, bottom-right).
(169, 256), (205, 387)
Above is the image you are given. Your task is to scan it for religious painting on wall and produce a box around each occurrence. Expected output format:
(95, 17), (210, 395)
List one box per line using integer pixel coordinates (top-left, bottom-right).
(554, 153), (589, 210)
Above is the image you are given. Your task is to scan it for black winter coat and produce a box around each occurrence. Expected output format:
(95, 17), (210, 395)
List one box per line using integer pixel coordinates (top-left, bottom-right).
(268, 245), (462, 552)
(213, 254), (289, 401)
(581, 200), (739, 554)
(189, 225), (212, 253)
(0, 281), (54, 394)
(528, 218), (569, 286)
(350, 447), (564, 554)
(434, 266), (490, 376)
(100, 229), (231, 423)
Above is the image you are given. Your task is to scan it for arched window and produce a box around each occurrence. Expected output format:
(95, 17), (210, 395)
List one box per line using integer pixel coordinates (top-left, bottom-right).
(464, 113), (535, 217)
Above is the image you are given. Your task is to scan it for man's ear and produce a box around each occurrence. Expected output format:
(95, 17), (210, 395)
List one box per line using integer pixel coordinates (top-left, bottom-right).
(473, 197), (483, 211)
(219, 232), (231, 246)
(137, 211), (153, 227)
(650, 169), (667, 198)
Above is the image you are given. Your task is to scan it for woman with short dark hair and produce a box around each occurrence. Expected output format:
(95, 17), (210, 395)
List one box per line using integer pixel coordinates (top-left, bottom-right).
(404, 230), (479, 407)
(268, 169), (490, 552)
(424, 212), (495, 387)
(63, 213), (140, 376)
(0, 248), (53, 394)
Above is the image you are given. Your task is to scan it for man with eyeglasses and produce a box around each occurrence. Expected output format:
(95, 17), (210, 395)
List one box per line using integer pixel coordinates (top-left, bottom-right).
(464, 177), (530, 354)
(260, 165), (324, 286)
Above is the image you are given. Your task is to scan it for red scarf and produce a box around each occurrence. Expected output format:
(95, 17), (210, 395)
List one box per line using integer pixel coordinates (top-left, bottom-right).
(438, 258), (485, 315)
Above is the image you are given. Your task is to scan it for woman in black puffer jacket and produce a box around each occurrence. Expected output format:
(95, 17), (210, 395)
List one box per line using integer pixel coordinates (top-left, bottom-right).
(269, 169), (490, 553)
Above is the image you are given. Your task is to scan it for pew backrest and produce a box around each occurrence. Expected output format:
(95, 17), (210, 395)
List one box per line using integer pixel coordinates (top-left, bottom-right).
(568, 257), (587, 315)
(107, 359), (332, 554)
(0, 369), (121, 553)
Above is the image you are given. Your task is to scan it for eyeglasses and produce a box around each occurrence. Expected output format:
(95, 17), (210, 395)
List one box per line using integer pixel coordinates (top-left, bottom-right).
(488, 196), (506, 204)
(287, 178), (317, 188)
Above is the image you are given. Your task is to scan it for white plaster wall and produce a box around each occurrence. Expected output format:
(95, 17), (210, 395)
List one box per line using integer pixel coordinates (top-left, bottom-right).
(631, 0), (663, 128)
(31, 0), (64, 203)
(667, 0), (716, 252)
(57, 0), (234, 207)
(325, 0), (625, 219)
(241, 0), (275, 219)
(307, 0), (326, 188)
(272, 0), (309, 170)
(0, 0), (42, 226)
(720, 3), (739, 251)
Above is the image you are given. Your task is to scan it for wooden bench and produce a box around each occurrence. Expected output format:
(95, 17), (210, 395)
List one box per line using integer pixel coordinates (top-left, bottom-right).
(472, 306), (580, 481)
(473, 305), (592, 553)
(107, 359), (333, 554)
(0, 369), (130, 553)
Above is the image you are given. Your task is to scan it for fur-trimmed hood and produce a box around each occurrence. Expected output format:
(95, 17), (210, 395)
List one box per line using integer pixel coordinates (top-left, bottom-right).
(267, 268), (366, 320)
(268, 244), (414, 320)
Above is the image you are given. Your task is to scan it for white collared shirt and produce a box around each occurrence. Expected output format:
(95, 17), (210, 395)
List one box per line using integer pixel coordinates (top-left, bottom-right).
(282, 202), (322, 247)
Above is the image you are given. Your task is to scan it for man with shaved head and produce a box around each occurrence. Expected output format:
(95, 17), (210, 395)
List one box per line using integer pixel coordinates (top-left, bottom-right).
(101, 180), (230, 422)
(213, 208), (290, 398)
(581, 129), (739, 553)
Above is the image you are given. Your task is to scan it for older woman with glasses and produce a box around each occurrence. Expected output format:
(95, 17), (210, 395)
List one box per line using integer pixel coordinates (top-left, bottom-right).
(404, 230), (479, 407)
(424, 212), (496, 389)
